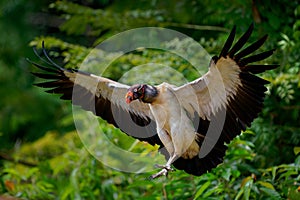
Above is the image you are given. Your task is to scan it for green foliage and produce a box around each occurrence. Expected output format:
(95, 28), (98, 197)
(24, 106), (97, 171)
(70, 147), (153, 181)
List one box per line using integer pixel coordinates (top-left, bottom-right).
(1, 0), (300, 199)
(0, 0), (73, 148)
(1, 132), (299, 199)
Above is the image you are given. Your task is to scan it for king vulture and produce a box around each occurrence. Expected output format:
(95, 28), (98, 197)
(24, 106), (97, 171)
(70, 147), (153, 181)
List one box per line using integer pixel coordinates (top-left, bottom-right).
(30, 24), (278, 179)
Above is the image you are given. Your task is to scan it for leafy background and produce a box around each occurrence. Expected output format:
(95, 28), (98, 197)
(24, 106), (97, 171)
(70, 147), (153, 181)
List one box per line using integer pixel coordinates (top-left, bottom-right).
(0, 0), (299, 199)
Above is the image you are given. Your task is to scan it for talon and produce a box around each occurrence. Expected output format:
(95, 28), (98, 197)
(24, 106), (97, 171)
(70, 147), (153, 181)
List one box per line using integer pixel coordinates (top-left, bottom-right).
(150, 164), (174, 179)
(150, 168), (168, 179)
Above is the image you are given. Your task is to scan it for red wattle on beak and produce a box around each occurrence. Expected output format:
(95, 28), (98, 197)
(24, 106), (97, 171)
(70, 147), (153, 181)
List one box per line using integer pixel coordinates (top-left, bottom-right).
(125, 91), (133, 104)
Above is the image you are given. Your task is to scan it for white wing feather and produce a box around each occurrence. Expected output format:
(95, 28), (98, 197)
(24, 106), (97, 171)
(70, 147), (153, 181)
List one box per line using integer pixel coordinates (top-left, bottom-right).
(174, 57), (241, 120)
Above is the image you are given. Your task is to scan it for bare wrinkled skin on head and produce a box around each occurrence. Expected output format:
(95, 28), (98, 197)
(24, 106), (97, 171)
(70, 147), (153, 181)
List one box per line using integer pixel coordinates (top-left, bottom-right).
(125, 84), (159, 104)
(125, 84), (146, 104)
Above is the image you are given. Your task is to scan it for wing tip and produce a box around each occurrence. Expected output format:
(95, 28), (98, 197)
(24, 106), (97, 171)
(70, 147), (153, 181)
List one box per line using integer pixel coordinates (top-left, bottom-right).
(219, 25), (237, 58)
(239, 48), (276, 66)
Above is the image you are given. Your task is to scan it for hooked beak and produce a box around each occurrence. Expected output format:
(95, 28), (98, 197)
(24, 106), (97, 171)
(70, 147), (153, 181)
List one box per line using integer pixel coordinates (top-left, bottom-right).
(125, 91), (133, 104)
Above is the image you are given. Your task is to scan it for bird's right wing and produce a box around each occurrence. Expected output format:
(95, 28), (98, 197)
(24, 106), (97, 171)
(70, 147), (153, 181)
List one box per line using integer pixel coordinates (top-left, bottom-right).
(29, 43), (162, 146)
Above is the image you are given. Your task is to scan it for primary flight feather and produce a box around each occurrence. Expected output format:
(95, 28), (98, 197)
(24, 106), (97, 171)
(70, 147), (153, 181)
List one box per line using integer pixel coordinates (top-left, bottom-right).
(30, 24), (278, 178)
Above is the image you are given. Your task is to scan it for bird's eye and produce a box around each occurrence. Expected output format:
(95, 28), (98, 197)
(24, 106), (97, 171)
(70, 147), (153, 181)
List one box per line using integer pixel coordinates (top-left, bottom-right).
(133, 89), (138, 93)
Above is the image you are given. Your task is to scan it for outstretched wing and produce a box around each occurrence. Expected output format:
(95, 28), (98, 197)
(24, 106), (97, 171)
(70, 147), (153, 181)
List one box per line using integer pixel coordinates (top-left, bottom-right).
(30, 43), (162, 146)
(173, 24), (278, 175)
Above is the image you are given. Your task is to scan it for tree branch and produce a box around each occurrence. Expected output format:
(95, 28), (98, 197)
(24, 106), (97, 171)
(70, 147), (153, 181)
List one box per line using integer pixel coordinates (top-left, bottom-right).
(0, 152), (37, 167)
(165, 22), (229, 32)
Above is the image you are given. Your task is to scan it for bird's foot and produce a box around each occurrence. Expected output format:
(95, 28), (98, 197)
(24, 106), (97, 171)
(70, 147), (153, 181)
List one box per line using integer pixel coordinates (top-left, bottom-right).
(150, 164), (174, 179)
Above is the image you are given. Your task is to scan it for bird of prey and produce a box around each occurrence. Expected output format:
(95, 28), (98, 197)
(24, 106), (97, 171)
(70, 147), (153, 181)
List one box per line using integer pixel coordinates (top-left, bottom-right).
(30, 24), (278, 179)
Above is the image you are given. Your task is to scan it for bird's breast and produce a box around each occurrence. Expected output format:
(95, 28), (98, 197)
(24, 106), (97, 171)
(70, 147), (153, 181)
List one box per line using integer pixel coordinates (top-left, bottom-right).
(149, 103), (170, 131)
(149, 84), (183, 133)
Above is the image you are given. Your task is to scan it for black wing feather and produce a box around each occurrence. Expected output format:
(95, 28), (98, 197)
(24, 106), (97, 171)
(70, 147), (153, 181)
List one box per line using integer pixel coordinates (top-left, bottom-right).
(234, 34), (268, 60)
(239, 49), (276, 65)
(219, 26), (236, 57)
(242, 64), (279, 74)
(228, 23), (254, 57)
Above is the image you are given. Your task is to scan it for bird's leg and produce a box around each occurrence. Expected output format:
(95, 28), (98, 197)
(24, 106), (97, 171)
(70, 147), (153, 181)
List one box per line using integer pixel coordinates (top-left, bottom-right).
(154, 154), (178, 170)
(150, 129), (177, 179)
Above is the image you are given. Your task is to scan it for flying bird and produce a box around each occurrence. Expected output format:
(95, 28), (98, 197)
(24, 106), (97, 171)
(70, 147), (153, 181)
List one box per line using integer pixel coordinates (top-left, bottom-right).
(30, 24), (278, 179)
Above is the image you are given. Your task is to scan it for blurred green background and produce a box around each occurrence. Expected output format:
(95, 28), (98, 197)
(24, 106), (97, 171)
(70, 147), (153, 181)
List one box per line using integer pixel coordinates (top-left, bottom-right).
(0, 0), (299, 199)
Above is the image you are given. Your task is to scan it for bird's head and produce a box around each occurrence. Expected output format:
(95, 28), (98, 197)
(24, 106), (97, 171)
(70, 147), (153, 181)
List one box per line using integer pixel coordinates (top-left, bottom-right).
(125, 84), (146, 104)
(125, 84), (158, 104)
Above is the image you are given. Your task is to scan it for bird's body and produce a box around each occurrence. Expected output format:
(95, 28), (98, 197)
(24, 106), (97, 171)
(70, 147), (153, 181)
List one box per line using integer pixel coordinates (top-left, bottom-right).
(149, 83), (199, 159)
(30, 24), (279, 178)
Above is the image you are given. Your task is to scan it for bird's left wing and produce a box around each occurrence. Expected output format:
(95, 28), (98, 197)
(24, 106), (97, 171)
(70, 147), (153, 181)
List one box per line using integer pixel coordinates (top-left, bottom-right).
(30, 43), (162, 146)
(175, 23), (278, 128)
(172, 24), (278, 175)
